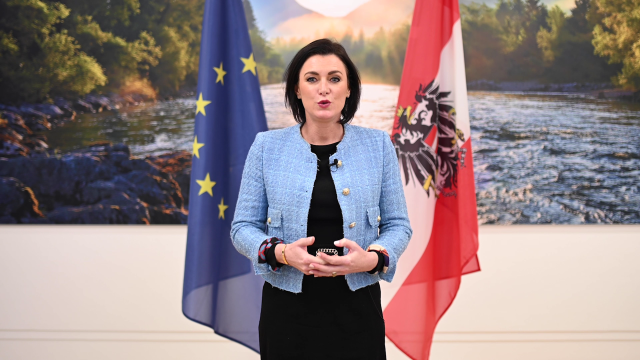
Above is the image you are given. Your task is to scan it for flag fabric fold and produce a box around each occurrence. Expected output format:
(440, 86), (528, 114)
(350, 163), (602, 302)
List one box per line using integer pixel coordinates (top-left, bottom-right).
(382, 0), (480, 358)
(182, 0), (267, 353)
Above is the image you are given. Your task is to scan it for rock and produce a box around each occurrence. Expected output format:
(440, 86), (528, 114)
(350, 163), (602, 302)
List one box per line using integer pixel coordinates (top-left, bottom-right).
(53, 98), (77, 118)
(111, 143), (130, 156)
(81, 180), (119, 204)
(22, 115), (51, 132)
(1, 111), (31, 135)
(114, 170), (178, 207)
(19, 105), (49, 119)
(0, 154), (114, 208)
(47, 203), (150, 224)
(74, 99), (95, 114)
(147, 150), (191, 207)
(0, 139), (188, 224)
(0, 134), (28, 157)
(148, 206), (188, 224)
(0, 177), (44, 222)
(119, 158), (163, 176)
(0, 104), (22, 114)
(84, 95), (112, 112)
(32, 104), (64, 119)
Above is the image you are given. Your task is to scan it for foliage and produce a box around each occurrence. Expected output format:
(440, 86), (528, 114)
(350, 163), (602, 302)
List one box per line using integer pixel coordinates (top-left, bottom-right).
(243, 0), (284, 84)
(592, 0), (640, 89)
(271, 24), (410, 85)
(2, 0), (636, 104)
(460, 0), (621, 84)
(0, 0), (106, 103)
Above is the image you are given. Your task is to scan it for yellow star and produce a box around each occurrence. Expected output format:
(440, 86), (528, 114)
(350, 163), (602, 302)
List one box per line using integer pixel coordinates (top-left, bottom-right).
(214, 62), (227, 85)
(218, 197), (229, 219)
(196, 173), (216, 196)
(195, 93), (211, 116)
(192, 136), (204, 158)
(240, 53), (257, 76)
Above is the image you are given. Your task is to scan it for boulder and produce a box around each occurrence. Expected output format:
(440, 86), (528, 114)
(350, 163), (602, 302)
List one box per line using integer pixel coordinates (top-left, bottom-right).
(47, 203), (150, 224)
(53, 98), (77, 118)
(74, 99), (95, 114)
(84, 95), (112, 112)
(0, 134), (28, 157)
(32, 104), (64, 119)
(0, 177), (44, 221)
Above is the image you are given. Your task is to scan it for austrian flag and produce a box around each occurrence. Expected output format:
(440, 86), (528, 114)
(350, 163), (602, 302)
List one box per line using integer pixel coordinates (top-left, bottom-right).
(381, 0), (481, 359)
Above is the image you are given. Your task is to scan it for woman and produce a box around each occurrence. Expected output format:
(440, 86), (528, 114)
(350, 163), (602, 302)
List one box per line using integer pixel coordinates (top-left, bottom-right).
(231, 39), (412, 359)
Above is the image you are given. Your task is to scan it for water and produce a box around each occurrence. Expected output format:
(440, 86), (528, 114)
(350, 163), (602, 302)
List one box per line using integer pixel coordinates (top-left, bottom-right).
(43, 84), (640, 224)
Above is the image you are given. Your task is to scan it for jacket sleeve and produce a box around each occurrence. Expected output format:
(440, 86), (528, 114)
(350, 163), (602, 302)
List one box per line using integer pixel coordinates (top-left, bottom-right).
(230, 132), (273, 275)
(371, 132), (413, 283)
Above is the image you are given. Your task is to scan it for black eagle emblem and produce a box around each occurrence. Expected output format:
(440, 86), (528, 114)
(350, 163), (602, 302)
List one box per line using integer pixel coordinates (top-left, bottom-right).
(392, 80), (464, 197)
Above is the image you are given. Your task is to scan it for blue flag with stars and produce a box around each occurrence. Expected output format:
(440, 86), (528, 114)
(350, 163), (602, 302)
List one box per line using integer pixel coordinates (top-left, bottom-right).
(182, 0), (267, 352)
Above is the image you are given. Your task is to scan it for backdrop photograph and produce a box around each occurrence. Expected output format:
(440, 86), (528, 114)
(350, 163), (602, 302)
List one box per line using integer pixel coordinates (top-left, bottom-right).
(1, 0), (639, 224)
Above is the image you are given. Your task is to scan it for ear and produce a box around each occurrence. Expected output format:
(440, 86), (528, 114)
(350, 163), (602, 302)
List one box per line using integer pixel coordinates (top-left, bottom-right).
(295, 85), (300, 99)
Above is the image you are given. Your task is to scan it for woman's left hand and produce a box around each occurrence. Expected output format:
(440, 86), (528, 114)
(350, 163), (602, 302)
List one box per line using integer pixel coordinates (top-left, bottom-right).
(308, 239), (378, 277)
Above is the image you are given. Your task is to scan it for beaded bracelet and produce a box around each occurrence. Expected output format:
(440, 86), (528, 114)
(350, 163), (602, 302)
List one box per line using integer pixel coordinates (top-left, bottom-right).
(258, 237), (284, 271)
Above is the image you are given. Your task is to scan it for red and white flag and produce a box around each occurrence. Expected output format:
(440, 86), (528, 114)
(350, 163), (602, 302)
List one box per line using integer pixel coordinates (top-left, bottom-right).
(381, 0), (480, 358)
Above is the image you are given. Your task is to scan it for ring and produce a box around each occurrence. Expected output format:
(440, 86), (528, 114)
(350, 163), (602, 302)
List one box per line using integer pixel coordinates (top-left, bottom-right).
(332, 272), (337, 277)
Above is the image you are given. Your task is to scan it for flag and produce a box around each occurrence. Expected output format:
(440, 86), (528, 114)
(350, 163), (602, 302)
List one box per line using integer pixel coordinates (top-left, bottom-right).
(382, 0), (481, 358)
(182, 0), (267, 352)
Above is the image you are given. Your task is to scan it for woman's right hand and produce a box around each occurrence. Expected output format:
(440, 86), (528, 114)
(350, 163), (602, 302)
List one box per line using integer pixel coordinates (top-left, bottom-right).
(275, 236), (325, 275)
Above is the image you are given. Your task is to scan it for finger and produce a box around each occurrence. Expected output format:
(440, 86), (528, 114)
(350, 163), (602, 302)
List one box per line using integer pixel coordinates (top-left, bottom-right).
(300, 236), (315, 246)
(306, 254), (327, 265)
(308, 263), (338, 274)
(316, 252), (340, 265)
(317, 252), (348, 266)
(335, 239), (360, 252)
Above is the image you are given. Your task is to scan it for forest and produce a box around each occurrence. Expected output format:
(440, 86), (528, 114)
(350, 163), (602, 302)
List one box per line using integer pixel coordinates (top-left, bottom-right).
(1, 0), (639, 104)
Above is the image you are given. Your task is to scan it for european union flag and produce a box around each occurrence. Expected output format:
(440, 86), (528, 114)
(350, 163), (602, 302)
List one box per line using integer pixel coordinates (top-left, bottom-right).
(182, 0), (267, 352)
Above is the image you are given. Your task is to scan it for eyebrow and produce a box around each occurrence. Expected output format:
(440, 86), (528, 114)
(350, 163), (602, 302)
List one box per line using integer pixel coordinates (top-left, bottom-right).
(303, 70), (344, 76)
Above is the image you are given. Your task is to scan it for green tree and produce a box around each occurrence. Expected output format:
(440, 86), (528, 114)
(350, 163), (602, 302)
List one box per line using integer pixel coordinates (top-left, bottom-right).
(592, 0), (640, 89)
(461, 3), (504, 81)
(536, 0), (619, 83)
(72, 15), (161, 91)
(0, 0), (106, 103)
(243, 0), (284, 84)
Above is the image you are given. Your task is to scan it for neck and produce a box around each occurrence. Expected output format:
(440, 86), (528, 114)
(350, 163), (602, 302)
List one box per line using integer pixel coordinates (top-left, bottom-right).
(300, 119), (344, 145)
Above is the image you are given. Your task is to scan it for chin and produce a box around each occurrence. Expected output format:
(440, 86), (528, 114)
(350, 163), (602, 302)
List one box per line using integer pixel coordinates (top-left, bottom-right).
(310, 112), (340, 122)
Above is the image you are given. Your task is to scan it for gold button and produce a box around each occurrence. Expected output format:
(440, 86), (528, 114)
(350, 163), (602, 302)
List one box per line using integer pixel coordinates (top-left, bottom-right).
(377, 216), (381, 222)
(337, 160), (343, 168)
(342, 188), (350, 196)
(349, 222), (356, 228)
(267, 217), (271, 224)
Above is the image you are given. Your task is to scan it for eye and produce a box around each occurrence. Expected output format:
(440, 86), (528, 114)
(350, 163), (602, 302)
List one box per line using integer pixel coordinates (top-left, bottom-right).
(306, 77), (317, 83)
(330, 76), (341, 83)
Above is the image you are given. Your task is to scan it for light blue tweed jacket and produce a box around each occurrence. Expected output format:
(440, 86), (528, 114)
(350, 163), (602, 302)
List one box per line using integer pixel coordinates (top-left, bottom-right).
(230, 123), (412, 293)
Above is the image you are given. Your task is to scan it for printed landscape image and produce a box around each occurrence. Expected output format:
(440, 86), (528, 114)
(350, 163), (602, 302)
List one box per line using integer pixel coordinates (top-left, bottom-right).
(1, 0), (639, 224)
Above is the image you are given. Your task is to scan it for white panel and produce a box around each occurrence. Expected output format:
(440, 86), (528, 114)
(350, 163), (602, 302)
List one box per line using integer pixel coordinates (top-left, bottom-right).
(1, 225), (640, 360)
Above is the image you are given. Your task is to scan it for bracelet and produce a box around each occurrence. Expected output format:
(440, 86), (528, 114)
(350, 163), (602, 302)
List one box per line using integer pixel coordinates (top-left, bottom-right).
(281, 244), (289, 265)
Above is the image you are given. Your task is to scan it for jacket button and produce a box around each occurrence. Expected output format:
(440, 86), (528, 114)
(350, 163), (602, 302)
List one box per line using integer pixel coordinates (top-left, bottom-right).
(377, 216), (381, 222)
(337, 160), (343, 168)
(349, 222), (356, 228)
(342, 188), (350, 196)
(267, 217), (271, 224)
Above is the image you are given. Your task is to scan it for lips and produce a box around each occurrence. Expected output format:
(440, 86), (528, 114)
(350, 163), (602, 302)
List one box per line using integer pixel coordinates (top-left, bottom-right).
(318, 100), (331, 108)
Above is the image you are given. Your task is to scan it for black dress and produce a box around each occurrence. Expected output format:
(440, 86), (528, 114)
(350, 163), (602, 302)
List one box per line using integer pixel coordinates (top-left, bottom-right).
(259, 142), (386, 359)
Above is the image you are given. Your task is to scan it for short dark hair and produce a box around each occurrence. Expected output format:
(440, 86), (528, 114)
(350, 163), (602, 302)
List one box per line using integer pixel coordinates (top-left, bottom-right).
(283, 39), (361, 125)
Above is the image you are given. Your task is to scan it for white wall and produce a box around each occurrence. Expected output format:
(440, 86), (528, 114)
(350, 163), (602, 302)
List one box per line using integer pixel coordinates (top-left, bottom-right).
(1, 225), (639, 359)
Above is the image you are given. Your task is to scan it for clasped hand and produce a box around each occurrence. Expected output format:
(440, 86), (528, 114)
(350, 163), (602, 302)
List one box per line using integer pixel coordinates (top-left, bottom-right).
(275, 236), (378, 277)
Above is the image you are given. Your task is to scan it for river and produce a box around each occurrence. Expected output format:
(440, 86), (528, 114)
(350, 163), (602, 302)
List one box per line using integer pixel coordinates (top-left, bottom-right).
(44, 84), (640, 224)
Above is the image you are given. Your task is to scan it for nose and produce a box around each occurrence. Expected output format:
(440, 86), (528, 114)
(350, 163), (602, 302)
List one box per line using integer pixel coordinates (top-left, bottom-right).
(319, 79), (330, 96)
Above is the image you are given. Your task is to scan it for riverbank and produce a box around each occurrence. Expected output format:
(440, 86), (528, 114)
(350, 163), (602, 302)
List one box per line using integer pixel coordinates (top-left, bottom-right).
(467, 80), (640, 102)
(0, 93), (191, 224)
